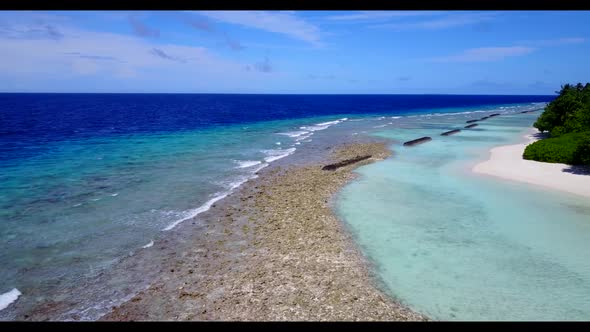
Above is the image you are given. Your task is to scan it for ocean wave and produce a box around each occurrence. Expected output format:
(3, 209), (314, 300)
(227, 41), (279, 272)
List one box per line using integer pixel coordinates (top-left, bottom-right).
(234, 160), (262, 169)
(295, 133), (314, 142)
(277, 130), (309, 138)
(163, 161), (270, 231)
(251, 163), (269, 173)
(0, 288), (21, 311)
(262, 147), (296, 163)
(162, 192), (229, 231)
(373, 124), (387, 128)
(299, 118), (347, 132)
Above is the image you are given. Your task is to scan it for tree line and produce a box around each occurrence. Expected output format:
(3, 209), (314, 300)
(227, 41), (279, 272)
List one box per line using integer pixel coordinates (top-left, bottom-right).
(523, 83), (590, 165)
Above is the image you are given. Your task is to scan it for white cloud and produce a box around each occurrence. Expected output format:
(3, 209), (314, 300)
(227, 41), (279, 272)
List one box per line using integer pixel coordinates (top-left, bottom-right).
(325, 11), (444, 21)
(195, 11), (321, 46)
(0, 21), (248, 81)
(431, 46), (536, 62)
(520, 37), (586, 47)
(370, 12), (497, 30)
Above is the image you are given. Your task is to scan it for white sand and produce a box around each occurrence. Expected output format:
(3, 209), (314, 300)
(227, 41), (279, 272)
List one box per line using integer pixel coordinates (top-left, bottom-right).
(473, 129), (590, 198)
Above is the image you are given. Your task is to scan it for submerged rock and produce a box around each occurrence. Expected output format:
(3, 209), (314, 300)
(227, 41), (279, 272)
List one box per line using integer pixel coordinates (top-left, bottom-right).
(440, 129), (461, 136)
(403, 137), (432, 146)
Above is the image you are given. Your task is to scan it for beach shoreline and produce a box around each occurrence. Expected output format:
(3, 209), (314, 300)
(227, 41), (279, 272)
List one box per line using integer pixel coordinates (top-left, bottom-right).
(99, 140), (426, 321)
(473, 128), (590, 199)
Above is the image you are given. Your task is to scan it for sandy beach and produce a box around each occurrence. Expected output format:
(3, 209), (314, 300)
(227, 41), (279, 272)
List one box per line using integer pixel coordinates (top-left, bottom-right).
(473, 129), (590, 198)
(100, 141), (426, 321)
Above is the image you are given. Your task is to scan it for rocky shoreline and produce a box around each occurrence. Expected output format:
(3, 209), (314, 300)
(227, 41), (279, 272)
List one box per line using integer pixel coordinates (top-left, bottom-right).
(101, 141), (426, 321)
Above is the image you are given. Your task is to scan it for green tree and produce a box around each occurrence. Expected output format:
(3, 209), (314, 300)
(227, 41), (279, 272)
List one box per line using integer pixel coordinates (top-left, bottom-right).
(528, 82), (590, 165)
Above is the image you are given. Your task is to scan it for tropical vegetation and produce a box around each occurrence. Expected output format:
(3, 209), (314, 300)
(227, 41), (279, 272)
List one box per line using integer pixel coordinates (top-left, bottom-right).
(524, 83), (590, 165)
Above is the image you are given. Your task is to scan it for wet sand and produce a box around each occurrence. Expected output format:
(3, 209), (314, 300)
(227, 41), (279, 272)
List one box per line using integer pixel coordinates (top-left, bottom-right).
(101, 141), (426, 321)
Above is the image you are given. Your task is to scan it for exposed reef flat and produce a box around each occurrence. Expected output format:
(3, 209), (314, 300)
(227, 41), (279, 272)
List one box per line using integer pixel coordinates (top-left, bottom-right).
(101, 142), (426, 321)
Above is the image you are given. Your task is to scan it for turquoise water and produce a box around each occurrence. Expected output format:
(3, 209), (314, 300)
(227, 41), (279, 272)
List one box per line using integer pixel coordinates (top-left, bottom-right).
(337, 111), (590, 320)
(0, 97), (557, 319)
(0, 114), (356, 319)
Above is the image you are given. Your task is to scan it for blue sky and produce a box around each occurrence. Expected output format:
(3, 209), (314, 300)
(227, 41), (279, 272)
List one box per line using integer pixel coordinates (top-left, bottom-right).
(0, 10), (589, 94)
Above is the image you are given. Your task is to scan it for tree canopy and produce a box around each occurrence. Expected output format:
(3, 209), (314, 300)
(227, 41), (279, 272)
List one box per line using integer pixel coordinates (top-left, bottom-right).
(525, 83), (590, 166)
(534, 83), (590, 136)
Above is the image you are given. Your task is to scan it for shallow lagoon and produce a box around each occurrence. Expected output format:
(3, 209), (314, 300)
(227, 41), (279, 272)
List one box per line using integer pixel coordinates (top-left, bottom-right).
(337, 112), (590, 320)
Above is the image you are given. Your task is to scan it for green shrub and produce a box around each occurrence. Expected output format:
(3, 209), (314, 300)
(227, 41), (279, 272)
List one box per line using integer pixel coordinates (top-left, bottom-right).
(572, 135), (590, 165)
(528, 83), (590, 165)
(523, 132), (590, 165)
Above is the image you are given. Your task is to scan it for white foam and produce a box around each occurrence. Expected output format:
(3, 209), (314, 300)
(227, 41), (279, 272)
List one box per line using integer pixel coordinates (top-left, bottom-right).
(163, 161), (271, 232)
(391, 116), (401, 119)
(299, 118), (347, 132)
(277, 130), (309, 138)
(229, 176), (251, 191)
(295, 142), (301, 145)
(234, 160), (262, 169)
(0, 288), (21, 311)
(295, 133), (314, 141)
(111, 193), (119, 197)
(373, 124), (387, 128)
(251, 163), (269, 173)
(142, 241), (154, 249)
(163, 192), (229, 231)
(275, 142), (281, 145)
(73, 203), (82, 207)
(263, 148), (296, 163)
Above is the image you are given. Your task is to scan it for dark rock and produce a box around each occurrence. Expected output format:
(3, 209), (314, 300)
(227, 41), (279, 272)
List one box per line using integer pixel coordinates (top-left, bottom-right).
(464, 123), (478, 129)
(466, 119), (479, 123)
(322, 155), (372, 171)
(489, 113), (500, 117)
(479, 116), (490, 121)
(403, 137), (432, 146)
(441, 129), (461, 136)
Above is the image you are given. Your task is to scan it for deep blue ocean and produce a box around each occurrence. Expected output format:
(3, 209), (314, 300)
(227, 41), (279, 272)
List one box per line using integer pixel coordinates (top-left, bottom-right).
(0, 93), (555, 320)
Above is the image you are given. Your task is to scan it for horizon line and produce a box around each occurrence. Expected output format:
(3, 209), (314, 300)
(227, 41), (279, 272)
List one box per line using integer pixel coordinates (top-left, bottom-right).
(0, 92), (558, 96)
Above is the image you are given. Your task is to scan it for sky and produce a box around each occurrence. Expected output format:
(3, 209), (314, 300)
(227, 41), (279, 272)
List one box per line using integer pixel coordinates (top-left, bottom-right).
(0, 10), (589, 94)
